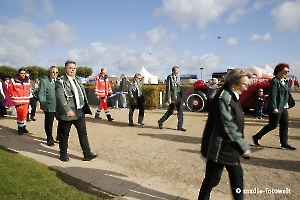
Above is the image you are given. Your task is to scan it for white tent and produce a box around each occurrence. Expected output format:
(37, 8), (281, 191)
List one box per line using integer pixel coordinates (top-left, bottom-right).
(137, 66), (159, 84)
(263, 64), (273, 74)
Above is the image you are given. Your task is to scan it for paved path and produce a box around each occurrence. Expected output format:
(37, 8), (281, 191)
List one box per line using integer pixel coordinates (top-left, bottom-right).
(1, 93), (300, 200)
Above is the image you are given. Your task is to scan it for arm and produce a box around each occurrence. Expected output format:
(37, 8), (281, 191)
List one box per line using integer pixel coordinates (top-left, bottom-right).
(38, 80), (47, 111)
(165, 76), (172, 104)
(55, 79), (73, 116)
(214, 93), (250, 154)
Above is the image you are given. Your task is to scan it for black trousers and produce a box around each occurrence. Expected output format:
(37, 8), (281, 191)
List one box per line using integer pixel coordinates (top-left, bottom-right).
(129, 96), (145, 124)
(158, 94), (183, 128)
(198, 160), (243, 200)
(28, 97), (37, 117)
(0, 94), (6, 117)
(58, 109), (91, 158)
(255, 108), (289, 145)
(44, 111), (60, 143)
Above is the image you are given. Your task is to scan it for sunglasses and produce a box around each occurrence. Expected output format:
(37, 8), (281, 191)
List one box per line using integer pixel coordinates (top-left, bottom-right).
(20, 72), (26, 74)
(52, 71), (59, 74)
(284, 70), (289, 73)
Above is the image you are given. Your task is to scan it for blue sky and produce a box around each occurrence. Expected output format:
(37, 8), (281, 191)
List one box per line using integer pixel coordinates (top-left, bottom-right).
(1, 0), (300, 80)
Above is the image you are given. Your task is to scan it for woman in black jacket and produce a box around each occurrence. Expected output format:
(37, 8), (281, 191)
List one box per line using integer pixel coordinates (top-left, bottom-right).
(198, 68), (252, 200)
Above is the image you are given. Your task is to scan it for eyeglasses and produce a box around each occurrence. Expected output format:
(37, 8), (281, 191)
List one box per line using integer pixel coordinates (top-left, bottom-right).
(284, 70), (289, 74)
(52, 71), (59, 74)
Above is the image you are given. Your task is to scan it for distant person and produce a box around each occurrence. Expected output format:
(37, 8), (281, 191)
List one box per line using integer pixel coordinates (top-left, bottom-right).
(204, 78), (219, 106)
(254, 88), (265, 119)
(294, 79), (299, 91)
(0, 79), (6, 117)
(27, 78), (39, 121)
(198, 68), (252, 200)
(55, 60), (97, 162)
(38, 66), (60, 146)
(252, 63), (296, 150)
(119, 74), (129, 109)
(158, 66), (186, 131)
(128, 73), (145, 126)
(8, 68), (31, 135)
(94, 68), (114, 121)
(2, 78), (14, 109)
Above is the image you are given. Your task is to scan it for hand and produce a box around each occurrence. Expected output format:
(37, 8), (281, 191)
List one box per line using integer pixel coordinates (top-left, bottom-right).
(167, 99), (172, 105)
(273, 109), (278, 114)
(242, 150), (252, 158)
(66, 110), (75, 117)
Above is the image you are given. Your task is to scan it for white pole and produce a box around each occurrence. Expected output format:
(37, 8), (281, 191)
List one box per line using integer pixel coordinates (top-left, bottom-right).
(159, 91), (163, 108)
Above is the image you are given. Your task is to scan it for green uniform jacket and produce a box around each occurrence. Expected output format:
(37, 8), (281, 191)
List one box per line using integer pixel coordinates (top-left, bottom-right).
(165, 74), (181, 103)
(38, 76), (56, 112)
(55, 75), (92, 121)
(128, 80), (144, 105)
(266, 77), (295, 113)
(201, 85), (250, 165)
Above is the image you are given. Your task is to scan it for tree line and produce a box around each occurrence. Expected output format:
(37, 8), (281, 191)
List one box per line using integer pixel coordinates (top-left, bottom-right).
(0, 65), (93, 81)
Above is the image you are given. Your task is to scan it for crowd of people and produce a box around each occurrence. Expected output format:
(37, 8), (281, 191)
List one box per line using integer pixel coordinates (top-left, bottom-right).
(0, 62), (298, 200)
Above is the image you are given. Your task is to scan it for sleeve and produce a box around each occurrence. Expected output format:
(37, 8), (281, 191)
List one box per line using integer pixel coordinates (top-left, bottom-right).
(128, 82), (134, 98)
(38, 80), (47, 110)
(214, 94), (250, 154)
(165, 76), (172, 101)
(268, 80), (278, 111)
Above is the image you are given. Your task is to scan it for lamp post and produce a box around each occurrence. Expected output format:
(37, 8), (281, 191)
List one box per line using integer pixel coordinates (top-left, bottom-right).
(200, 67), (203, 80)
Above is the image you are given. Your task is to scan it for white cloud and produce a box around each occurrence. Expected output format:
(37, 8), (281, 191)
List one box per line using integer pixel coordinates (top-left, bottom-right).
(227, 37), (239, 46)
(43, 20), (77, 46)
(227, 8), (245, 24)
(250, 32), (272, 41)
(271, 0), (300, 33)
(144, 27), (178, 48)
(128, 32), (137, 40)
(154, 0), (248, 30)
(41, 0), (55, 16)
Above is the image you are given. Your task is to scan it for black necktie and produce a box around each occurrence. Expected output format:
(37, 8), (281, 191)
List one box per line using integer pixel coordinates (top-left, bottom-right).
(73, 79), (85, 106)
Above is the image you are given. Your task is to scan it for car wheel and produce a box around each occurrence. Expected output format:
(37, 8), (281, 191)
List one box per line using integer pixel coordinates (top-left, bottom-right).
(186, 91), (207, 112)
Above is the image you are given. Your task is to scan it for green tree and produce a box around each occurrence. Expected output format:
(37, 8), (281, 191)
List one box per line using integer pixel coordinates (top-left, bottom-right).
(0, 65), (18, 80)
(25, 66), (48, 80)
(57, 66), (65, 77)
(76, 66), (93, 78)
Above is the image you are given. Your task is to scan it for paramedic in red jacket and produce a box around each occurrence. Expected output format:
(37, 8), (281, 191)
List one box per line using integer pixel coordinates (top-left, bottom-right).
(94, 68), (114, 121)
(8, 68), (31, 135)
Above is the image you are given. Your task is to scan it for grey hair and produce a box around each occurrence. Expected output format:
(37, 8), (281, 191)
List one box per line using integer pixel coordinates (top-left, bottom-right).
(224, 68), (252, 86)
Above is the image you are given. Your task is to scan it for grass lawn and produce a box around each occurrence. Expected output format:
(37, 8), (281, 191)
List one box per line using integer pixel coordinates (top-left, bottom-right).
(0, 146), (114, 200)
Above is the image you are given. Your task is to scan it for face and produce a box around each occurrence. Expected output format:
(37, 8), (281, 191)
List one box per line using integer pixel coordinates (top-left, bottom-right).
(277, 67), (289, 79)
(65, 63), (76, 78)
(19, 70), (26, 79)
(134, 75), (141, 82)
(50, 67), (59, 79)
(101, 68), (107, 75)
(232, 76), (249, 95)
(173, 68), (179, 76)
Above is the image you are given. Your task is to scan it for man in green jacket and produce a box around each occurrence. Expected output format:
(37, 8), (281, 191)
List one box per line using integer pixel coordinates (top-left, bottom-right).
(38, 66), (60, 146)
(158, 66), (186, 131)
(55, 60), (97, 162)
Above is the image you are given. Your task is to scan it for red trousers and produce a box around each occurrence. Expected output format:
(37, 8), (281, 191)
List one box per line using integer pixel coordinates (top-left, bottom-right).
(97, 97), (108, 110)
(16, 104), (29, 126)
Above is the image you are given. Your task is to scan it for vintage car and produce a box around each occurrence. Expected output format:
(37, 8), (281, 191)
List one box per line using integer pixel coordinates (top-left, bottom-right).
(184, 77), (271, 112)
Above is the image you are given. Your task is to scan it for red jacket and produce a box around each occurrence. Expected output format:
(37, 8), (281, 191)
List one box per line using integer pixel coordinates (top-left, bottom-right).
(8, 76), (31, 105)
(94, 74), (112, 98)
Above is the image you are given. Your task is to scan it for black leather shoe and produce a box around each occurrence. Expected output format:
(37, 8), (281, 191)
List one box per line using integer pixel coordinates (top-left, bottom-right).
(252, 135), (260, 146)
(281, 144), (296, 150)
(129, 123), (135, 126)
(177, 127), (186, 131)
(158, 121), (163, 129)
(47, 142), (55, 146)
(31, 117), (36, 121)
(83, 154), (97, 161)
(60, 157), (70, 162)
